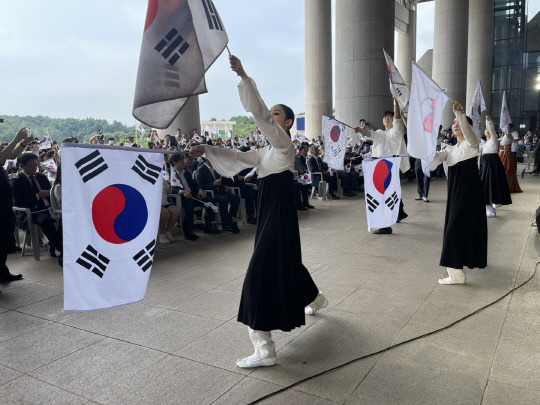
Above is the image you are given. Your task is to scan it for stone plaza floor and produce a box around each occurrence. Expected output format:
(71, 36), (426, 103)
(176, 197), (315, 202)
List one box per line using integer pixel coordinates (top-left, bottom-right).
(1, 169), (539, 404)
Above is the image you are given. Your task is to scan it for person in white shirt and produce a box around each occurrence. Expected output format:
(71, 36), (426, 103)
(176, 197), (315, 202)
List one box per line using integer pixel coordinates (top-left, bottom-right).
(354, 100), (410, 234)
(189, 55), (327, 369)
(480, 116), (512, 218)
(508, 124), (519, 169)
(430, 101), (487, 284)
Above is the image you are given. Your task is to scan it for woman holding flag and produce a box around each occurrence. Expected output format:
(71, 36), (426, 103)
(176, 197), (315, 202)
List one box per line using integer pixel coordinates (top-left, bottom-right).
(430, 101), (487, 284)
(189, 55), (327, 368)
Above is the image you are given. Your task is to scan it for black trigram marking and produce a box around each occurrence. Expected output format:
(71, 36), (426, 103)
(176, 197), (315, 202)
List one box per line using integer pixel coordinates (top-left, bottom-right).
(76, 245), (110, 278)
(74, 150), (108, 183)
(155, 28), (190, 66)
(133, 240), (156, 272)
(366, 193), (379, 213)
(201, 0), (224, 31)
(385, 192), (399, 210)
(131, 154), (161, 185)
(163, 63), (180, 88)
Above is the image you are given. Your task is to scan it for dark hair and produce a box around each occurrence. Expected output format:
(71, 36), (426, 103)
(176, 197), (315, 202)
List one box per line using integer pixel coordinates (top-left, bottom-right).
(383, 111), (394, 118)
(169, 153), (184, 165)
(299, 145), (308, 152)
(278, 104), (295, 137)
(359, 119), (366, 123)
(19, 153), (38, 166)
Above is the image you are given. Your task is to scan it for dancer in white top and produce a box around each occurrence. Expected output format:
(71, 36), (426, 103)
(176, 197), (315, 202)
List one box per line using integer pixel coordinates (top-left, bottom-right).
(431, 101), (488, 284)
(190, 55), (327, 368)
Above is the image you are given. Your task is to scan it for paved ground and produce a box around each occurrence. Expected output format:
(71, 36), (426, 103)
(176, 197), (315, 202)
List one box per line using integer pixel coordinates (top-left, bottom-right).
(1, 169), (539, 405)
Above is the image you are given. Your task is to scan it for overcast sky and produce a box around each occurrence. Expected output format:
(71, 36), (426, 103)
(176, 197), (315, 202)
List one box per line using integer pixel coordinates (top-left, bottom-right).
(1, 1), (539, 126)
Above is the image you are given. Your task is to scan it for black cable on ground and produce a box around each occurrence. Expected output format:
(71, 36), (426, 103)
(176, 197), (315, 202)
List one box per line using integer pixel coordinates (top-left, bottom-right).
(248, 262), (539, 405)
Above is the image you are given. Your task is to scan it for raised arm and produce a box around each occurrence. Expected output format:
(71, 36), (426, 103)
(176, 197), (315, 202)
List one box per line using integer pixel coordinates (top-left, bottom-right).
(189, 144), (259, 178)
(0, 128), (30, 164)
(230, 55), (292, 153)
(485, 115), (497, 140)
(453, 102), (478, 146)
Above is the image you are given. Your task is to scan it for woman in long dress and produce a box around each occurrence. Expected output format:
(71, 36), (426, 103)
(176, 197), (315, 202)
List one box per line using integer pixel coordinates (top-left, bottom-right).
(481, 116), (512, 218)
(190, 55), (327, 368)
(498, 130), (522, 193)
(431, 101), (488, 284)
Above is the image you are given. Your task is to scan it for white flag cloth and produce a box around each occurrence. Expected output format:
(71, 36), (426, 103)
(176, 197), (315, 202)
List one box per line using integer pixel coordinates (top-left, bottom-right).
(40, 130), (53, 150)
(407, 62), (449, 177)
(170, 166), (182, 187)
(321, 115), (349, 170)
(133, 0), (228, 128)
(468, 79), (486, 140)
(500, 91), (512, 133)
(136, 122), (146, 136)
(162, 162), (170, 181)
(297, 173), (312, 185)
(383, 49), (409, 110)
(41, 158), (57, 182)
(362, 157), (402, 230)
(62, 144), (164, 311)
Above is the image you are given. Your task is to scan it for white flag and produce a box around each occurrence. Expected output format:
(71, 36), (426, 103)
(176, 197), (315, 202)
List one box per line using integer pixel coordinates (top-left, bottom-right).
(468, 79), (486, 140)
(383, 49), (409, 110)
(133, 0), (228, 128)
(407, 62), (449, 177)
(500, 91), (512, 133)
(321, 115), (348, 170)
(62, 144), (164, 310)
(42, 158), (57, 182)
(362, 157), (402, 230)
(170, 167), (182, 187)
(136, 122), (146, 136)
(297, 173), (312, 185)
(162, 162), (170, 181)
(40, 130), (53, 150)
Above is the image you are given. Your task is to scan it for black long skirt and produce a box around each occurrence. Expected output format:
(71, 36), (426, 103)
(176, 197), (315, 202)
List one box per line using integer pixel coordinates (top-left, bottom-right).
(237, 170), (319, 332)
(440, 157), (487, 269)
(480, 153), (512, 206)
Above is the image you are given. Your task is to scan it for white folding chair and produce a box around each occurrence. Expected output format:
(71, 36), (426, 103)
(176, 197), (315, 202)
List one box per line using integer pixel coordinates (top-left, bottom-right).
(12, 207), (41, 261)
(309, 172), (328, 201)
(229, 186), (247, 225)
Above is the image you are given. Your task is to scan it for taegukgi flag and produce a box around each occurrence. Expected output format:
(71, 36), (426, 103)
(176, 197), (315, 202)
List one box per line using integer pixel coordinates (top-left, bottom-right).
(407, 62), (449, 177)
(321, 115), (349, 170)
(133, 0), (228, 129)
(40, 129), (53, 150)
(500, 91), (512, 133)
(468, 79), (486, 140)
(362, 157), (402, 230)
(383, 48), (409, 110)
(61, 144), (164, 311)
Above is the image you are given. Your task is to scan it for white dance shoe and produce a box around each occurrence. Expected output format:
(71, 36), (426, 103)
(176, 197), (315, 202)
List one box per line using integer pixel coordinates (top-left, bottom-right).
(236, 355), (277, 368)
(486, 205), (496, 218)
(236, 328), (277, 368)
(305, 292), (328, 315)
(438, 268), (466, 285)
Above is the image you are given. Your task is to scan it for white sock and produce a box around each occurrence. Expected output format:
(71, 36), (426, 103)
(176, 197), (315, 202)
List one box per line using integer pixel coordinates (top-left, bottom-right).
(439, 268), (466, 285)
(305, 292), (328, 315)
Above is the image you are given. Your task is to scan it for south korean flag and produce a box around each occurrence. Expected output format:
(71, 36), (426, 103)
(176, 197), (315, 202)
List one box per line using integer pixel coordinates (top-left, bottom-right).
(362, 156), (402, 231)
(61, 144), (164, 311)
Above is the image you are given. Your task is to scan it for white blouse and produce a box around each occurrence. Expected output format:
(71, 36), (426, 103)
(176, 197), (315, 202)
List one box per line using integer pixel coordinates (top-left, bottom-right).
(202, 77), (295, 179)
(369, 118), (410, 173)
(431, 110), (479, 168)
(482, 118), (499, 154)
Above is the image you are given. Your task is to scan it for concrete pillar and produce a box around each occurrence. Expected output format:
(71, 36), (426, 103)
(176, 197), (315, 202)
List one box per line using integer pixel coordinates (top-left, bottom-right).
(335, 0), (395, 127)
(432, 0), (469, 127)
(397, 6), (416, 88)
(157, 96), (200, 138)
(466, 0), (493, 117)
(305, 0), (332, 141)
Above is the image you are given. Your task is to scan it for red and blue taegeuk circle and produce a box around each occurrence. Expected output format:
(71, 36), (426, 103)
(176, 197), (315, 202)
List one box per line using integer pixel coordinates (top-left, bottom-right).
(373, 159), (393, 194)
(92, 184), (148, 244)
(330, 125), (341, 142)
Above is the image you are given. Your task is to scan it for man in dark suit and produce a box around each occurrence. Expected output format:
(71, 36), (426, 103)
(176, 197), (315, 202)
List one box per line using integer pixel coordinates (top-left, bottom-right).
(194, 158), (240, 233)
(12, 153), (61, 257)
(307, 145), (339, 200)
(0, 129), (31, 284)
(169, 154), (220, 240)
(294, 145), (315, 210)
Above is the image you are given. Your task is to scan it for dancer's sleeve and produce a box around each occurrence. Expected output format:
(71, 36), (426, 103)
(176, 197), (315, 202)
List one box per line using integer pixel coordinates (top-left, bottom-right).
(238, 77), (293, 154)
(454, 109), (478, 147)
(485, 117), (497, 140)
(430, 146), (448, 170)
(201, 145), (260, 178)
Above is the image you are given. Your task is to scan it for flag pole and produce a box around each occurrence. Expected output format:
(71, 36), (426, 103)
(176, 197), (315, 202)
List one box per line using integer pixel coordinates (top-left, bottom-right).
(226, 45), (231, 55)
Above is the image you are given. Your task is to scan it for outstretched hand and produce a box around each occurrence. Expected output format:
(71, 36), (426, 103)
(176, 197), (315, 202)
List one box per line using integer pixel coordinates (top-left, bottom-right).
(486, 115), (491, 121)
(453, 101), (464, 112)
(229, 55), (248, 80)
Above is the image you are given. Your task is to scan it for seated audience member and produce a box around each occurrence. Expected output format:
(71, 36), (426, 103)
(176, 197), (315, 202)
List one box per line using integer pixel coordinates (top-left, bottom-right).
(157, 178), (180, 245)
(294, 145), (315, 209)
(12, 153), (61, 257)
(307, 145), (339, 200)
(170, 154), (220, 239)
(1, 129), (31, 284)
(223, 167), (258, 224)
(194, 157), (240, 233)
